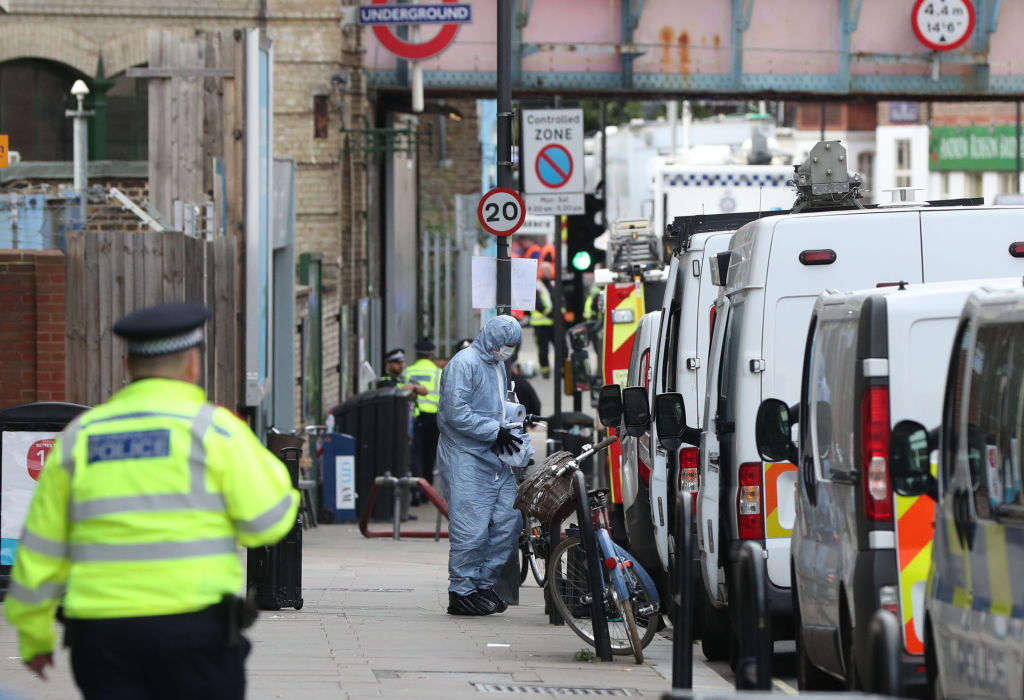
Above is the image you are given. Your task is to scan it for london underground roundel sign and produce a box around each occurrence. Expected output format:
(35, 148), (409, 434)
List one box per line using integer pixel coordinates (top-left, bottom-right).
(911, 0), (975, 52)
(370, 0), (463, 61)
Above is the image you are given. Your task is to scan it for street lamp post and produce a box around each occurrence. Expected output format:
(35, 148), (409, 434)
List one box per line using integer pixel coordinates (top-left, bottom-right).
(66, 79), (94, 224)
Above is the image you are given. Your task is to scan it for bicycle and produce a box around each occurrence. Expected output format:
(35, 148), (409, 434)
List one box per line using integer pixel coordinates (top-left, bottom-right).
(542, 437), (662, 663)
(518, 514), (550, 587)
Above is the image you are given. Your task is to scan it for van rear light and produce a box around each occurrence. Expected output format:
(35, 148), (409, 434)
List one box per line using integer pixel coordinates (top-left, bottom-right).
(638, 454), (652, 485)
(861, 385), (893, 523)
(1010, 242), (1024, 258)
(799, 249), (837, 265)
(737, 462), (763, 539)
(679, 447), (699, 508)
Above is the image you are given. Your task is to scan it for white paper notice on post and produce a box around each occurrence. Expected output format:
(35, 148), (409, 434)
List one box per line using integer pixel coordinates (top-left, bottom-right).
(471, 256), (538, 310)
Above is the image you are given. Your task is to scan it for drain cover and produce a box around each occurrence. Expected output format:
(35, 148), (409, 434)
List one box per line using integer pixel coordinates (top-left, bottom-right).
(473, 684), (631, 696)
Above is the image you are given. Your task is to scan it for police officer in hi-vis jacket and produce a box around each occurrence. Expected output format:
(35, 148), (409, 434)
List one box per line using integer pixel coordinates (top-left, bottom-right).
(3, 302), (299, 699)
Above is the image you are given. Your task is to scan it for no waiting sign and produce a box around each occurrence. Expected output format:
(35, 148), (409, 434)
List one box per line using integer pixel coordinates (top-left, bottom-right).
(522, 108), (584, 216)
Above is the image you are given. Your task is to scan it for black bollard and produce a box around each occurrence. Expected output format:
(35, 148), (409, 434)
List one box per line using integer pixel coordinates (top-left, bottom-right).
(734, 541), (771, 690)
(572, 470), (612, 661)
(671, 493), (694, 689)
(869, 608), (901, 695)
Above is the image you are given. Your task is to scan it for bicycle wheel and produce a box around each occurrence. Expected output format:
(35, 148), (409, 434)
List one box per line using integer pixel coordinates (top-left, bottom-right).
(518, 537), (531, 585)
(615, 594), (644, 664)
(527, 527), (549, 587)
(548, 536), (649, 656)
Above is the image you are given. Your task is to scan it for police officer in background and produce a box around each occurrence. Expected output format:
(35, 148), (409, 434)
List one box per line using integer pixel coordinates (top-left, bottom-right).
(405, 337), (442, 505)
(377, 348), (428, 397)
(3, 302), (299, 699)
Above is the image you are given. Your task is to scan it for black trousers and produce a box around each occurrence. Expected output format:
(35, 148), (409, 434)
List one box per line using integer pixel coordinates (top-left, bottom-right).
(412, 412), (440, 483)
(66, 605), (250, 700)
(535, 325), (554, 371)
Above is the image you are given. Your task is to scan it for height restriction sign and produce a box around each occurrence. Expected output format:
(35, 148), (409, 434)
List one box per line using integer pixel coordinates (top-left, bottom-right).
(522, 108), (584, 216)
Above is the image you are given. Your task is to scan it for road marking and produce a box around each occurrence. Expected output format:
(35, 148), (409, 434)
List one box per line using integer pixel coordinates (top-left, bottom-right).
(773, 677), (798, 694)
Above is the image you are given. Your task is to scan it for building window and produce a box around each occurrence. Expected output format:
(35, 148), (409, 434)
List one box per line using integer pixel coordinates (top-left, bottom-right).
(894, 139), (912, 188)
(966, 172), (983, 198)
(0, 59), (78, 161)
(999, 172), (1018, 195)
(313, 95), (329, 139)
(105, 72), (148, 160)
(857, 151), (874, 192)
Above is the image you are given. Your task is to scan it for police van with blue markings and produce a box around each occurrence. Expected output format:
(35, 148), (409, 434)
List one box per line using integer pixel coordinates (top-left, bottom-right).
(891, 283), (1024, 699)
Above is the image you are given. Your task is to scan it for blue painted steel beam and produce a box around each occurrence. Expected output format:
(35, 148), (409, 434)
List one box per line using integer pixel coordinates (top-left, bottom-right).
(367, 68), (1024, 97)
(839, 0), (863, 92)
(731, 0), (754, 89)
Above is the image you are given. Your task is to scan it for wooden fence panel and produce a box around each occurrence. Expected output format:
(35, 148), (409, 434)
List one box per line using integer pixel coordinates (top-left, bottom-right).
(65, 230), (237, 408)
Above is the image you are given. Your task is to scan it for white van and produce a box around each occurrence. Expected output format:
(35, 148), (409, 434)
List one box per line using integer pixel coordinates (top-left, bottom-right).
(620, 307), (660, 572)
(889, 285), (1024, 700)
(696, 203), (1024, 661)
(754, 278), (1023, 692)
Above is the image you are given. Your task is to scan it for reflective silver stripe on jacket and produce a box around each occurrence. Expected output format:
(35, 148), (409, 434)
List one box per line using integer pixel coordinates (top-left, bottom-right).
(70, 403), (224, 523)
(7, 580), (65, 605)
(62, 417), (84, 479)
(235, 494), (294, 534)
(70, 536), (237, 562)
(19, 530), (68, 559)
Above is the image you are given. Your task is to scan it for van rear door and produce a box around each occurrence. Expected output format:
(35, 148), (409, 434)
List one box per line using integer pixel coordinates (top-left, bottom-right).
(758, 212), (925, 588)
(921, 208), (1024, 280)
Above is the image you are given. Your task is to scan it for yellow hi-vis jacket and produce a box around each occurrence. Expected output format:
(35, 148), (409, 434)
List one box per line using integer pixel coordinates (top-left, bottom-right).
(3, 378), (299, 661)
(529, 281), (554, 327)
(405, 357), (441, 417)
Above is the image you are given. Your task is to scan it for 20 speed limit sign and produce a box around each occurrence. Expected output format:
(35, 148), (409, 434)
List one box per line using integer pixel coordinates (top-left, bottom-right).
(477, 187), (526, 236)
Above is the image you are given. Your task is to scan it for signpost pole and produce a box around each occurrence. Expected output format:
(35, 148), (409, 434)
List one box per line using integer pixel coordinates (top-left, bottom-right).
(496, 0), (513, 316)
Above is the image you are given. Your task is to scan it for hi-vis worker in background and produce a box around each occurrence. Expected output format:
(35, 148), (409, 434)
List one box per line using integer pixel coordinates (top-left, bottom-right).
(529, 264), (555, 378)
(3, 302), (299, 700)
(405, 337), (443, 505)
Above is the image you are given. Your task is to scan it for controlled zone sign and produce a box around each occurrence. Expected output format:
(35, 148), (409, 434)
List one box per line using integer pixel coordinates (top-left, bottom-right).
(522, 108), (584, 216)
(360, 0), (471, 61)
(478, 187), (526, 236)
(911, 0), (974, 51)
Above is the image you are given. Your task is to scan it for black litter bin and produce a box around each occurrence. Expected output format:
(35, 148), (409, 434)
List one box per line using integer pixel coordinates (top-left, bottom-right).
(247, 432), (304, 610)
(0, 402), (89, 599)
(328, 386), (412, 522)
(545, 412), (596, 482)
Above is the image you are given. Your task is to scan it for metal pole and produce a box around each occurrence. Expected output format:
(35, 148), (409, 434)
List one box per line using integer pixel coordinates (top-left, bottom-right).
(496, 0), (513, 316)
(433, 232), (440, 344)
(1017, 100), (1021, 194)
(444, 233), (452, 355)
(672, 493), (694, 688)
(66, 83), (94, 225)
(819, 102), (826, 142)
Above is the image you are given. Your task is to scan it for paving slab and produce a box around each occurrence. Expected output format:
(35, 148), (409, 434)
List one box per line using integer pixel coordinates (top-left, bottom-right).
(0, 458), (735, 699)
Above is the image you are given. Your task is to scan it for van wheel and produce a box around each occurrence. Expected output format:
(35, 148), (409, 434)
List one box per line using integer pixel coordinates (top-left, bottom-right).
(925, 620), (945, 700)
(794, 571), (840, 690)
(700, 588), (730, 661)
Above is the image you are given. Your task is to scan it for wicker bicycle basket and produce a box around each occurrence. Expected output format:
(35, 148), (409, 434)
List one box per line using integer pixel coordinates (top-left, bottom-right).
(513, 451), (578, 523)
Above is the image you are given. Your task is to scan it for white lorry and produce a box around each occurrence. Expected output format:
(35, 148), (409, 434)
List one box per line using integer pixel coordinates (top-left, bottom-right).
(650, 161), (795, 244)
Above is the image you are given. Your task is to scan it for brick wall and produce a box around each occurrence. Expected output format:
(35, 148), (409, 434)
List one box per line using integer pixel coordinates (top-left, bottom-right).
(418, 99), (482, 236)
(0, 250), (66, 408)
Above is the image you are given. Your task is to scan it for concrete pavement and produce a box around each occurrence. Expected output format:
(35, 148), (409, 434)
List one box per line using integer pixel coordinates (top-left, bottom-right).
(0, 516), (735, 698)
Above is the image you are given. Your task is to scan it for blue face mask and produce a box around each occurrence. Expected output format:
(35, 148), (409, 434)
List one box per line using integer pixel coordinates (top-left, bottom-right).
(494, 345), (515, 361)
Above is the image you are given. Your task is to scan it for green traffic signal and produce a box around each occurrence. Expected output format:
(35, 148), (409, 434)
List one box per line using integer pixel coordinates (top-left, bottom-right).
(571, 250), (592, 271)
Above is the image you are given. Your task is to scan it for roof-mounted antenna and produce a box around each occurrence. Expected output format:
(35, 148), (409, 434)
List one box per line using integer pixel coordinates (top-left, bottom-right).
(790, 140), (864, 214)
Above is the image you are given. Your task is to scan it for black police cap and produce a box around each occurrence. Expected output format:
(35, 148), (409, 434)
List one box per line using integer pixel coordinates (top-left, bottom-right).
(414, 337), (436, 354)
(384, 348), (406, 363)
(113, 302), (210, 357)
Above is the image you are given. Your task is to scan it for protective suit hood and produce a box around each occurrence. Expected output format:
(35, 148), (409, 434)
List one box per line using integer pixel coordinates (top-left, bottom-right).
(472, 315), (522, 363)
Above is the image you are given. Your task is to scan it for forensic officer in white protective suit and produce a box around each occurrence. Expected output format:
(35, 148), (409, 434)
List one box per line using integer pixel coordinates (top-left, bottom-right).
(437, 315), (529, 616)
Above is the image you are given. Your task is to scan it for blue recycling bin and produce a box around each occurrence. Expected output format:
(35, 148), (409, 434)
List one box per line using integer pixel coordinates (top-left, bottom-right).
(320, 432), (357, 523)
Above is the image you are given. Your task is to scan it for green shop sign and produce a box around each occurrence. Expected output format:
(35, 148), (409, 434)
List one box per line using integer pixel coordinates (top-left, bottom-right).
(930, 125), (1024, 171)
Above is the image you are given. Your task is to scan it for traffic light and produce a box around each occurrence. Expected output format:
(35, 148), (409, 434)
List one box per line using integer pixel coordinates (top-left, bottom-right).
(565, 194), (604, 273)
